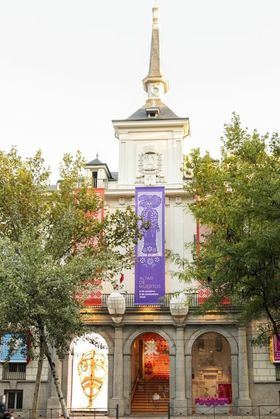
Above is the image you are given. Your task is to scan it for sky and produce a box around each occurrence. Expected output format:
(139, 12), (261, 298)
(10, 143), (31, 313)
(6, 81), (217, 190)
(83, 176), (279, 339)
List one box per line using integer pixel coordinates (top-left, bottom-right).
(0, 0), (279, 182)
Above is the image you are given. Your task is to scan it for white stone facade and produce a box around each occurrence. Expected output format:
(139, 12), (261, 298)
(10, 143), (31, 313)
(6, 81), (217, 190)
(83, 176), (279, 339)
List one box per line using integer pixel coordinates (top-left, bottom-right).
(252, 345), (276, 382)
(1, 6), (279, 417)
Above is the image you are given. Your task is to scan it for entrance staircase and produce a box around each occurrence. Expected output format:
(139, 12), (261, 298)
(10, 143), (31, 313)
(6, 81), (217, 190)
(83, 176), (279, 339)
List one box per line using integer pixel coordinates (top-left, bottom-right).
(131, 379), (169, 414)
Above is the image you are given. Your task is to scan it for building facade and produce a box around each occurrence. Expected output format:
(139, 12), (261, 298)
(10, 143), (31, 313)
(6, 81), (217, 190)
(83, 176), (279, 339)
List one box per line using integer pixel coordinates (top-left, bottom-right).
(1, 6), (280, 416)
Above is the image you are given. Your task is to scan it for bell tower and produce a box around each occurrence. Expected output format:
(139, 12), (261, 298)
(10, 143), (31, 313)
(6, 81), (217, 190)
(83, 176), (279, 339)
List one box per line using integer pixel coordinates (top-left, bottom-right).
(112, 6), (190, 189)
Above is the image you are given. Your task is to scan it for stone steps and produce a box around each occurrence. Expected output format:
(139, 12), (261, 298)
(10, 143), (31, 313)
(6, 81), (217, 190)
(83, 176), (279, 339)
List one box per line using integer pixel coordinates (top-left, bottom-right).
(131, 380), (169, 413)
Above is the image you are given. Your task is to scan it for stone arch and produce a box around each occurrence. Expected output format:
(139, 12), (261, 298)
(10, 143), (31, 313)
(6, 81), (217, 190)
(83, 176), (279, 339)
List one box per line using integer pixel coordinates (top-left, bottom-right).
(185, 326), (238, 356)
(123, 327), (175, 415)
(123, 326), (176, 356)
(87, 329), (114, 401)
(185, 326), (239, 413)
(87, 327), (114, 355)
(67, 328), (114, 356)
(67, 331), (111, 409)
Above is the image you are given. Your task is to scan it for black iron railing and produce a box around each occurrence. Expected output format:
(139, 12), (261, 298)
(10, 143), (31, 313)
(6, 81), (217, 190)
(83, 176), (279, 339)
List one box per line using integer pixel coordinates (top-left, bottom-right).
(11, 408), (116, 419)
(90, 292), (199, 309)
(9, 404), (280, 418)
(168, 403), (280, 418)
(2, 370), (26, 380)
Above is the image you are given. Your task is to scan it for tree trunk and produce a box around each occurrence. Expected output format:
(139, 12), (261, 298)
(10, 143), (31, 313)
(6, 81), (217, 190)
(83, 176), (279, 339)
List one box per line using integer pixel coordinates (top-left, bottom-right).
(44, 341), (69, 419)
(31, 342), (44, 419)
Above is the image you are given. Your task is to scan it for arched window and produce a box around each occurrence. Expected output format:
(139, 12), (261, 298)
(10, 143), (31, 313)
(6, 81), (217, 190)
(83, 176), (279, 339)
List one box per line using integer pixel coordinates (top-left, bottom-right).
(192, 332), (232, 412)
(70, 333), (108, 410)
(131, 332), (169, 413)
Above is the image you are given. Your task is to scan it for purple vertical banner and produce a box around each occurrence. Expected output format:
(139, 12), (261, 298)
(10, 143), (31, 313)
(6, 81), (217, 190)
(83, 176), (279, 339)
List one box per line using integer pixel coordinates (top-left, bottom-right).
(135, 186), (165, 305)
(273, 335), (280, 362)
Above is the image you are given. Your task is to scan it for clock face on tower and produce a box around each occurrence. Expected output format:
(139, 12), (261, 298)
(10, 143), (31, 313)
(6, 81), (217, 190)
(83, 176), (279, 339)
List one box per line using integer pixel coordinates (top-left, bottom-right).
(151, 86), (159, 96)
(149, 84), (161, 98)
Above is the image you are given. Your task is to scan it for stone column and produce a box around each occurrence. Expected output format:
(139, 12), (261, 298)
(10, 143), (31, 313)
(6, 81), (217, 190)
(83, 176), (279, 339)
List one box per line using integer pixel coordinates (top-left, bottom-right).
(231, 353), (239, 413)
(185, 354), (192, 415)
(174, 326), (187, 415)
(110, 326), (124, 415)
(169, 354), (176, 400)
(123, 353), (131, 415)
(108, 353), (114, 399)
(61, 354), (70, 407)
(238, 326), (251, 407)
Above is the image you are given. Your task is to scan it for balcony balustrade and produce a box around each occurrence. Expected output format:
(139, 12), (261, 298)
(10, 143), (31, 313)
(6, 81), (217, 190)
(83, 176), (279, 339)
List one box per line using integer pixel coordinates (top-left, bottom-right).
(85, 292), (198, 309)
(2, 364), (26, 380)
(82, 292), (237, 312)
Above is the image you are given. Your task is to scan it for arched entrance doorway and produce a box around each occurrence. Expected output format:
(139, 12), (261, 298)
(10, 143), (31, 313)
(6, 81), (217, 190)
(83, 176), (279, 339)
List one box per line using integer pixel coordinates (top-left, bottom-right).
(192, 332), (232, 413)
(69, 333), (109, 411)
(131, 332), (170, 413)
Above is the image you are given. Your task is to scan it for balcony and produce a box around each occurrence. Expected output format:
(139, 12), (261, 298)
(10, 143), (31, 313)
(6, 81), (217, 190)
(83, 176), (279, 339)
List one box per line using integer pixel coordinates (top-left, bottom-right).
(82, 292), (237, 312)
(2, 363), (26, 380)
(84, 292), (198, 310)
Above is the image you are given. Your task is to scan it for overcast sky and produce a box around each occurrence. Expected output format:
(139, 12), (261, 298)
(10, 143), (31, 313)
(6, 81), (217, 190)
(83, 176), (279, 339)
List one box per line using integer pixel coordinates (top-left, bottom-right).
(1, 0), (279, 181)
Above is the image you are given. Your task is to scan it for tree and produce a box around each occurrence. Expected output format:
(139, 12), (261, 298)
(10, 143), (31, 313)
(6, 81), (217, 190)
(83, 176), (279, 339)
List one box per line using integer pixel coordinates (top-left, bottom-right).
(0, 149), (139, 418)
(179, 114), (280, 343)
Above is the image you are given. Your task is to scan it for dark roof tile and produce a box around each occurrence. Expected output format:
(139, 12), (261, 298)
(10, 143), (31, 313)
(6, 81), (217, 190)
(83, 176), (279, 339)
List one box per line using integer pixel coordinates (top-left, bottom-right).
(86, 157), (104, 166)
(127, 101), (178, 120)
